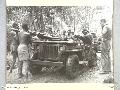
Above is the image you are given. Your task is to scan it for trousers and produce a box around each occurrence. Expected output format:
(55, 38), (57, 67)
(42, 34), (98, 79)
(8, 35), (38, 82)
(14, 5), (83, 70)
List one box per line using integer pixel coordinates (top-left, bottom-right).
(18, 60), (30, 78)
(101, 40), (111, 72)
(17, 44), (31, 78)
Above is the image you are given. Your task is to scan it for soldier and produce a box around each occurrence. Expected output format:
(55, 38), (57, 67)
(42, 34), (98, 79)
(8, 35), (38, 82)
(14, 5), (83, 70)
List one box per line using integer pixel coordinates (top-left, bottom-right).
(81, 29), (92, 45)
(99, 19), (112, 74)
(9, 23), (19, 73)
(80, 29), (93, 61)
(17, 23), (32, 79)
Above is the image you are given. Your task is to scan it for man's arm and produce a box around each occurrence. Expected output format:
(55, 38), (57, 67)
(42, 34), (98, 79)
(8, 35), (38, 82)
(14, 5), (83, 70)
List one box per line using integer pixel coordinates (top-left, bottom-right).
(102, 26), (108, 35)
(15, 32), (20, 45)
(28, 33), (32, 45)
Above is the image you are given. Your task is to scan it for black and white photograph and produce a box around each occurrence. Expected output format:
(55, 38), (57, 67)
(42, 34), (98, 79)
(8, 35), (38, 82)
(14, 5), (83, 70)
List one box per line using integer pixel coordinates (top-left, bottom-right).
(6, 6), (113, 84)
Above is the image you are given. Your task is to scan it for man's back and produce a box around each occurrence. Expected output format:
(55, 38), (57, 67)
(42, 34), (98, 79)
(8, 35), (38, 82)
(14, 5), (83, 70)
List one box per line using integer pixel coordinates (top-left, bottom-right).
(19, 31), (31, 45)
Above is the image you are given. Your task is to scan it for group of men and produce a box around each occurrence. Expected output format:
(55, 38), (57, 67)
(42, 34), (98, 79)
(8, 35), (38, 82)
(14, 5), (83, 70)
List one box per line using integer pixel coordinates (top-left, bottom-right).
(9, 18), (112, 80)
(10, 23), (32, 79)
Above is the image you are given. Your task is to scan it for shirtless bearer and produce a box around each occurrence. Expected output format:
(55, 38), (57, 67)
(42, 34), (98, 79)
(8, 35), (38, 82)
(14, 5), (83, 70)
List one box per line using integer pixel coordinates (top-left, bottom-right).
(17, 23), (32, 78)
(9, 23), (19, 73)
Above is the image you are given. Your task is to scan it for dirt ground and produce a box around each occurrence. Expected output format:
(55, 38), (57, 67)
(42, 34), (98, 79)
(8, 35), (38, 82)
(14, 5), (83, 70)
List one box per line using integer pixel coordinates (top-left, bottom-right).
(6, 53), (114, 84)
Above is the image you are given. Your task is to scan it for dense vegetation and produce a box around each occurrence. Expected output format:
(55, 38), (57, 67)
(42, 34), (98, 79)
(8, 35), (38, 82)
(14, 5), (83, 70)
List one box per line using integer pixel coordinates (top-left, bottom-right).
(6, 6), (103, 52)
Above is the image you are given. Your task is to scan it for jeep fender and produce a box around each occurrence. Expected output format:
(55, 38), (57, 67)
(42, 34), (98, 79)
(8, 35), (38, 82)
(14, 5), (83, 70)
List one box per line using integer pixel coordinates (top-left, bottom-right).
(58, 49), (83, 62)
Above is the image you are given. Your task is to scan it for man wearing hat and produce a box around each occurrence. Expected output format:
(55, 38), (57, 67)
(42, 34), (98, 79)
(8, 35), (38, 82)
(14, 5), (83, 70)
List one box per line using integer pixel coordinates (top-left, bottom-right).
(80, 29), (93, 62)
(9, 23), (20, 73)
(81, 29), (92, 45)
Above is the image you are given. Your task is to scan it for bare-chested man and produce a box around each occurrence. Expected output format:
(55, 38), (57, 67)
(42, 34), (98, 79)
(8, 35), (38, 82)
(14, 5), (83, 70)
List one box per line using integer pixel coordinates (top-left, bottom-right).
(17, 23), (32, 79)
(9, 23), (19, 73)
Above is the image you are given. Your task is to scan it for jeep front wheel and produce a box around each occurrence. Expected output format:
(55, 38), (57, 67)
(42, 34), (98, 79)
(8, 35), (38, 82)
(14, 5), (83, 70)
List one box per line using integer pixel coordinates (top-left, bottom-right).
(66, 54), (79, 79)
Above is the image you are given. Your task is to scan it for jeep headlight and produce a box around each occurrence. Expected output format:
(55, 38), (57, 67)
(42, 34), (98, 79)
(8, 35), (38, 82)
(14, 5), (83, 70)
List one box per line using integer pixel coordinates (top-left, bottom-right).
(60, 46), (65, 51)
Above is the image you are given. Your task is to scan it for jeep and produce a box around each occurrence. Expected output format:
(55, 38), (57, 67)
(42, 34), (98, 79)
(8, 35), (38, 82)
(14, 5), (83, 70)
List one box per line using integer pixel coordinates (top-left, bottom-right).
(30, 36), (97, 79)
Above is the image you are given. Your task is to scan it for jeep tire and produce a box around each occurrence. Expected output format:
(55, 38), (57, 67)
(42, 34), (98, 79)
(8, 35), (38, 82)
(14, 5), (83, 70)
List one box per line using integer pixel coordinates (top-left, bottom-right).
(66, 54), (79, 79)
